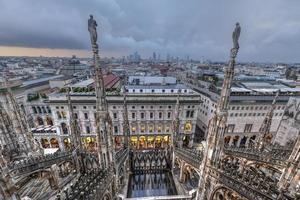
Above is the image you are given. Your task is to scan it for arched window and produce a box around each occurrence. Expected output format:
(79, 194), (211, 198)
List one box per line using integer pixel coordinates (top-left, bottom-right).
(32, 106), (37, 114)
(42, 107), (47, 113)
(61, 123), (68, 135)
(46, 117), (53, 126)
(37, 116), (44, 126)
(50, 138), (59, 148)
(46, 106), (51, 113)
(41, 138), (50, 148)
(37, 106), (42, 114)
(57, 111), (62, 119)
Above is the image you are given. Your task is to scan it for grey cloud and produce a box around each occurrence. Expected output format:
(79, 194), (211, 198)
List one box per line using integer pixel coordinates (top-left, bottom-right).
(0, 0), (299, 62)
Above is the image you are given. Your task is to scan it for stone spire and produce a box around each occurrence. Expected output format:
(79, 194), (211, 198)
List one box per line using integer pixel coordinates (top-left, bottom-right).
(88, 15), (115, 170)
(122, 87), (130, 148)
(0, 100), (23, 163)
(256, 90), (279, 151)
(207, 23), (241, 166)
(1, 77), (41, 156)
(278, 135), (300, 198)
(66, 88), (82, 172)
(67, 87), (82, 151)
(199, 23), (241, 199)
(172, 91), (181, 148)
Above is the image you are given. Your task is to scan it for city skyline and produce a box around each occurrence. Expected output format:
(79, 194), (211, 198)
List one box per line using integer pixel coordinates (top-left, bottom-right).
(0, 0), (299, 62)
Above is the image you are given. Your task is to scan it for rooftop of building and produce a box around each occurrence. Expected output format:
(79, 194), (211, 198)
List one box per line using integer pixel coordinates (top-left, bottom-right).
(70, 74), (120, 89)
(128, 76), (177, 85)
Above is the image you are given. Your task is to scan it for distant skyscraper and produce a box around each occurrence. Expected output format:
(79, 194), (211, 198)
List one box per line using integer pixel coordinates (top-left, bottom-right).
(153, 52), (156, 61)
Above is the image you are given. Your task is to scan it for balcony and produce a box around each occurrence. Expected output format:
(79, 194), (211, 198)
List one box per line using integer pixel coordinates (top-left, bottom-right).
(224, 146), (292, 167)
(174, 147), (203, 168)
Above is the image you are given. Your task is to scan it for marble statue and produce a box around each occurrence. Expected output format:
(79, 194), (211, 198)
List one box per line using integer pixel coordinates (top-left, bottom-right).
(88, 15), (98, 45)
(232, 22), (241, 49)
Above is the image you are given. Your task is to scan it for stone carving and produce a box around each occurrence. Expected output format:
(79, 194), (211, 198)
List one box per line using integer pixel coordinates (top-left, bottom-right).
(88, 15), (98, 46)
(230, 23), (241, 58)
(232, 22), (241, 50)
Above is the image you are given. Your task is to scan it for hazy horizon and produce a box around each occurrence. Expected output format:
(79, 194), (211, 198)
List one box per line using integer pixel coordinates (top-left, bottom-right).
(0, 0), (299, 63)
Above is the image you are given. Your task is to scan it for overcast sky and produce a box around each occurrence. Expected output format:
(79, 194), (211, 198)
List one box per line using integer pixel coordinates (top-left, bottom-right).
(0, 0), (299, 62)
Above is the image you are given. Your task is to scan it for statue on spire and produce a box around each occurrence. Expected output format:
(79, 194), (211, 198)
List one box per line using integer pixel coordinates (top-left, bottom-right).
(88, 15), (98, 46)
(231, 22), (241, 58)
(232, 22), (241, 49)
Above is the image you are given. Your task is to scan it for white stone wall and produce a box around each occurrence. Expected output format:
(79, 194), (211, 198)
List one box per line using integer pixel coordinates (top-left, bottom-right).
(196, 92), (286, 146)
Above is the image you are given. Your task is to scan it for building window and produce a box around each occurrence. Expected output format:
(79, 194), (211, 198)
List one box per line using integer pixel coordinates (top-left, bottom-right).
(113, 113), (117, 119)
(159, 112), (162, 119)
(141, 112), (144, 119)
(86, 126), (90, 134)
(132, 106), (135, 109)
(47, 106), (51, 113)
(74, 113), (78, 119)
(83, 106), (86, 109)
(37, 107), (42, 114)
(140, 89), (143, 92)
(162, 89), (165, 93)
(166, 126), (170, 132)
(167, 112), (171, 119)
(57, 111), (62, 119)
(84, 113), (88, 119)
(140, 125), (145, 133)
(73, 106), (76, 109)
(61, 111), (66, 118)
(190, 110), (194, 118)
(158, 125), (162, 132)
(61, 123), (68, 134)
(132, 113), (135, 119)
(186, 110), (190, 118)
(171, 89), (174, 93)
(32, 106), (37, 114)
(133, 89), (135, 93)
(152, 89), (155, 93)
(150, 112), (153, 119)
(244, 124), (253, 133)
(114, 126), (118, 134)
(149, 125), (153, 132)
(227, 124), (235, 133)
(131, 126), (136, 132)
